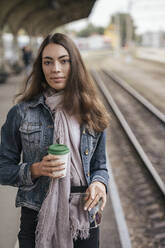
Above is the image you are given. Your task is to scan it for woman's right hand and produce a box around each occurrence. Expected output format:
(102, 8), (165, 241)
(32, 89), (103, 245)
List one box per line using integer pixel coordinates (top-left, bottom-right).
(30, 154), (65, 179)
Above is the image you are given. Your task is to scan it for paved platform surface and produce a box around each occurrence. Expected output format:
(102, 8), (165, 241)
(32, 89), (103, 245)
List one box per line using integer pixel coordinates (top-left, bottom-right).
(135, 47), (165, 63)
(0, 74), (23, 248)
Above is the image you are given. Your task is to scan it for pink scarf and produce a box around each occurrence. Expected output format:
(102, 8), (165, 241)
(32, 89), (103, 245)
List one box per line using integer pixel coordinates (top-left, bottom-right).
(35, 90), (90, 248)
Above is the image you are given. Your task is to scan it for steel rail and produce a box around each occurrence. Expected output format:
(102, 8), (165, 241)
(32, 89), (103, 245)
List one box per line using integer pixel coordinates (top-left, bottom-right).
(91, 69), (165, 196)
(102, 69), (165, 124)
(107, 154), (132, 248)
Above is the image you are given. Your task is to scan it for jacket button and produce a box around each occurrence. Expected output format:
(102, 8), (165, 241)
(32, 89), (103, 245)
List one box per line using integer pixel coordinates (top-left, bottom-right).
(86, 172), (90, 177)
(84, 149), (88, 155)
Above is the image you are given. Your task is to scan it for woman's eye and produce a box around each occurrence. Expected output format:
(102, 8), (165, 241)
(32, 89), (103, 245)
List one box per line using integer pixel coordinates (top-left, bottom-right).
(61, 59), (70, 64)
(44, 61), (52, 65)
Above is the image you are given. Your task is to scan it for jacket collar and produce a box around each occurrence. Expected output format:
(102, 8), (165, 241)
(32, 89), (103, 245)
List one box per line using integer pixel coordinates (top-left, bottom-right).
(28, 94), (45, 108)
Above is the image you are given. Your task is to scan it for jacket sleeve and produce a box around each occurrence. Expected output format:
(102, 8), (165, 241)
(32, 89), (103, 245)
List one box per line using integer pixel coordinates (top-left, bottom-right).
(90, 130), (109, 191)
(0, 104), (34, 187)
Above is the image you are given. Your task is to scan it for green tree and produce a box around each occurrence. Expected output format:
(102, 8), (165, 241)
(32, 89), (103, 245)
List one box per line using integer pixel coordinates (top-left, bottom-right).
(77, 23), (104, 37)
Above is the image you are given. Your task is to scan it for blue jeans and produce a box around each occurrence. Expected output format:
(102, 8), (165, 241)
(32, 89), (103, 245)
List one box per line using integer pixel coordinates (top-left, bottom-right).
(18, 207), (99, 248)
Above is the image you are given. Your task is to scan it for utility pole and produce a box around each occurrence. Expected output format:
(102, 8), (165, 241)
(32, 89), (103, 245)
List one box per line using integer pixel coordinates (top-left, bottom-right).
(126, 0), (133, 48)
(115, 12), (121, 56)
(125, 0), (135, 63)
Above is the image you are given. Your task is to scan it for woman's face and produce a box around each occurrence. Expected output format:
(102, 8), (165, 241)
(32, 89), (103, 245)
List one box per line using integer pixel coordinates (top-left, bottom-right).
(42, 43), (71, 91)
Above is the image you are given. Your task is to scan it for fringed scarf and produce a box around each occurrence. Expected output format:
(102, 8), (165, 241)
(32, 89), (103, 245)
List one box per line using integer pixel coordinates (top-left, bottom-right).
(35, 89), (90, 248)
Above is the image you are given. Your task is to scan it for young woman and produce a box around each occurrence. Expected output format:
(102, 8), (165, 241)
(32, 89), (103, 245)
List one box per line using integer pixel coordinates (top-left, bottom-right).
(0, 33), (110, 248)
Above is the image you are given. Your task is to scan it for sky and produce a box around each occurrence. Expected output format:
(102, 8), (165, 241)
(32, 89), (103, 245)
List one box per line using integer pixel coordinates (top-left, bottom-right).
(67, 0), (165, 34)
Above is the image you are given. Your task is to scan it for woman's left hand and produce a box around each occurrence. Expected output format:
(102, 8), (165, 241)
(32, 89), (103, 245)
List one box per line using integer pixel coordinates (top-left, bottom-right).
(84, 181), (106, 212)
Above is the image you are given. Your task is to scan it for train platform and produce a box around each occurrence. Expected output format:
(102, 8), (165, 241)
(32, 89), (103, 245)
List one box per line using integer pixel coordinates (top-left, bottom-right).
(135, 47), (165, 64)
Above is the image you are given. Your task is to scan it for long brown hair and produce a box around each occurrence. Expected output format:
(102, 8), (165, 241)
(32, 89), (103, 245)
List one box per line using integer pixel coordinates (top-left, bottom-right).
(16, 33), (110, 132)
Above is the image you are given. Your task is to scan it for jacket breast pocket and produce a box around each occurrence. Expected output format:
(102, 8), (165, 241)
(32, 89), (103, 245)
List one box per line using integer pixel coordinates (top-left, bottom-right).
(19, 122), (41, 147)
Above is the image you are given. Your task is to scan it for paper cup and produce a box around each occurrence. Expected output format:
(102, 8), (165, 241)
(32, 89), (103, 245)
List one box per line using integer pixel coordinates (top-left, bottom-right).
(48, 144), (70, 178)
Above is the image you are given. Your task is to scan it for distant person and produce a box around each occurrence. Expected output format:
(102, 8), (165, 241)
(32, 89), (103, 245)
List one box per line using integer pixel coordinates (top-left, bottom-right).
(0, 33), (110, 248)
(22, 45), (32, 75)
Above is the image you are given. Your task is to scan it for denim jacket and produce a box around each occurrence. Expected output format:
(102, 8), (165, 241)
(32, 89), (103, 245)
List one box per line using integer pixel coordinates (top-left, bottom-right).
(0, 95), (109, 211)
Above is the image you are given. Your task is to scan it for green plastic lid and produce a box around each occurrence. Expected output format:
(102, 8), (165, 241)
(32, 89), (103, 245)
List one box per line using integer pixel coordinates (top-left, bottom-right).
(48, 144), (70, 155)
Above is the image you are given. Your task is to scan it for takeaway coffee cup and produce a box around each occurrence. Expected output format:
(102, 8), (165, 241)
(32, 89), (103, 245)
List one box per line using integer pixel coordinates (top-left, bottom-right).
(48, 144), (70, 178)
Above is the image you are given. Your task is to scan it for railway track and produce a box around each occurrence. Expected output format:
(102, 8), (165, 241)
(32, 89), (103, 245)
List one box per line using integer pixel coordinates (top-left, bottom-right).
(91, 69), (165, 248)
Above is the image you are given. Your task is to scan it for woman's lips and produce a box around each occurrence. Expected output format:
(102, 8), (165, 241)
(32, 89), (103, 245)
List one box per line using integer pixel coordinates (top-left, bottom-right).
(50, 77), (64, 82)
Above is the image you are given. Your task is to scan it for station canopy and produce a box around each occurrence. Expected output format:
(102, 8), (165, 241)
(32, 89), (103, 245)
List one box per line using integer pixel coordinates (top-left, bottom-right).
(0, 0), (96, 36)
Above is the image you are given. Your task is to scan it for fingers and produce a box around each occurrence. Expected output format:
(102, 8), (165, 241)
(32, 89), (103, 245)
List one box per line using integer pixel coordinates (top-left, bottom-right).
(90, 186), (95, 200)
(84, 182), (107, 211)
(41, 163), (65, 178)
(46, 160), (65, 168)
(43, 164), (65, 173)
(42, 154), (65, 169)
(100, 195), (106, 211)
(85, 186), (96, 210)
(40, 155), (66, 178)
(84, 194), (100, 211)
(43, 154), (60, 161)
(84, 193), (105, 211)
